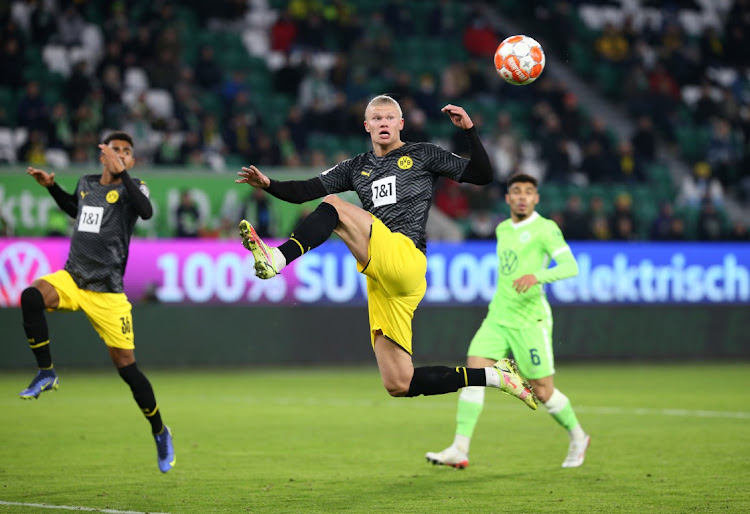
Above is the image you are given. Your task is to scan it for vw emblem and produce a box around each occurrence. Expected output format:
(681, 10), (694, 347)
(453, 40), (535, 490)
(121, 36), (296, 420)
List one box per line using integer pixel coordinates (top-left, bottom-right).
(0, 242), (51, 306)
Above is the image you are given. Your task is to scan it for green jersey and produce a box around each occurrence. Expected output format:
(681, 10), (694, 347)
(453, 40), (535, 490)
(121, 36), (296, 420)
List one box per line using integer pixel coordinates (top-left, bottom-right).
(488, 211), (578, 327)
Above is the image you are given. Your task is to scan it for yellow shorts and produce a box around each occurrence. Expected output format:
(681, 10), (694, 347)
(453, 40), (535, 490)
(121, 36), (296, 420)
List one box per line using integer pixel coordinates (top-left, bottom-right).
(40, 270), (135, 349)
(357, 217), (427, 354)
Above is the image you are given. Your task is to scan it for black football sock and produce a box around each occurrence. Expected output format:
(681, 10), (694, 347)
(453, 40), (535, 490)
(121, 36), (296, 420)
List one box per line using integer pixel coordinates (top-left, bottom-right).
(118, 363), (164, 434)
(405, 366), (487, 397)
(278, 202), (339, 263)
(21, 287), (52, 369)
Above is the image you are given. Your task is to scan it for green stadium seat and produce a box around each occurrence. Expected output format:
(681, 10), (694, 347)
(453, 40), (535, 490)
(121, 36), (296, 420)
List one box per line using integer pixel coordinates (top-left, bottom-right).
(345, 136), (368, 155)
(198, 91), (224, 121)
(0, 87), (17, 126)
(175, 7), (199, 33)
(426, 121), (454, 140)
(0, 87), (14, 108)
(82, 3), (104, 25)
(310, 134), (344, 157)
(224, 153), (245, 170)
(22, 63), (47, 82)
(569, 42), (594, 77)
(679, 206), (700, 239)
(540, 185), (566, 213)
(24, 46), (43, 66)
(675, 125), (710, 162)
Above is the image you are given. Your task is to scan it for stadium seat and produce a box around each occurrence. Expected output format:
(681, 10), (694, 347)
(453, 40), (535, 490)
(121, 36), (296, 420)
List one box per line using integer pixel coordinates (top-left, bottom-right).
(23, 62), (48, 82)
(0, 87), (16, 125)
(594, 63), (623, 98)
(198, 91), (224, 121)
(42, 45), (71, 77)
(679, 206), (700, 239)
(145, 89), (174, 119)
(45, 148), (70, 169)
(41, 80), (64, 106)
(541, 185), (566, 213)
(125, 67), (150, 94)
(676, 125), (711, 163)
(224, 153), (246, 170)
(0, 127), (15, 163)
(80, 25), (104, 58)
(243, 28), (270, 57)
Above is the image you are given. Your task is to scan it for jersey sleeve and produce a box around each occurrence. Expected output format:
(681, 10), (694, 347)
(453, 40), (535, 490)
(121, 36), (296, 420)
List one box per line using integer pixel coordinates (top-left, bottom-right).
(422, 143), (468, 181)
(49, 176), (80, 218)
(136, 177), (150, 198)
(534, 219), (578, 284)
(319, 158), (355, 194)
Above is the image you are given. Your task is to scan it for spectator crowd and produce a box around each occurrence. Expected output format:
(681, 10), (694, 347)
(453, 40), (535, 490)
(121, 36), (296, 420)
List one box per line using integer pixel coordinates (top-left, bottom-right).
(0, 0), (747, 241)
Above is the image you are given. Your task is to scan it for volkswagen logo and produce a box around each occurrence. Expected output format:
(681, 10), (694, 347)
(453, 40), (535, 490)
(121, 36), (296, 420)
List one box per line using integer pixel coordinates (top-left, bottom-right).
(0, 242), (51, 306)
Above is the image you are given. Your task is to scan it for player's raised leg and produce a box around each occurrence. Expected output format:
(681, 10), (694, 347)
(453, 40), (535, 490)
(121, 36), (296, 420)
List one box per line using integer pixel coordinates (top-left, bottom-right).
(240, 196), (342, 279)
(238, 219), (283, 279)
(373, 336), (536, 409)
(19, 281), (60, 400)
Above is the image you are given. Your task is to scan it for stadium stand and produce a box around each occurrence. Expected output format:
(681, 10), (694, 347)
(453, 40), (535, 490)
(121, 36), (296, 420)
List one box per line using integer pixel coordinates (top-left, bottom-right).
(0, 0), (747, 241)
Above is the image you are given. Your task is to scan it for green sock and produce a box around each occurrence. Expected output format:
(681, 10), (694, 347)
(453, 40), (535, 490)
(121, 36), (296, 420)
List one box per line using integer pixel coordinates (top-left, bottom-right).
(454, 386), (485, 453)
(551, 401), (580, 431)
(545, 388), (580, 432)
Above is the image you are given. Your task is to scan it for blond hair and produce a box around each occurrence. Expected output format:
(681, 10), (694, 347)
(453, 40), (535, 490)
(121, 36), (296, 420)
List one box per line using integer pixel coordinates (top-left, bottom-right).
(364, 94), (403, 120)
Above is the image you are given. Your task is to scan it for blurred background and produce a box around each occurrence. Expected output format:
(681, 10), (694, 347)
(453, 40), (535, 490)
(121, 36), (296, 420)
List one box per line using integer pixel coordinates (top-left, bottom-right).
(0, 0), (747, 367)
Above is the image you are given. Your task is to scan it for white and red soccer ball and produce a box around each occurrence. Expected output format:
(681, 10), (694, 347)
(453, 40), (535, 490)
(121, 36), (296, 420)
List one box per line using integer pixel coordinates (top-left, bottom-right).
(494, 35), (546, 85)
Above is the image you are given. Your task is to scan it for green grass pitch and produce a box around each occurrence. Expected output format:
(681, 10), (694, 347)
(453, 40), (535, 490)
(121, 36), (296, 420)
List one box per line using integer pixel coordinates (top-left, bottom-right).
(1, 363), (749, 513)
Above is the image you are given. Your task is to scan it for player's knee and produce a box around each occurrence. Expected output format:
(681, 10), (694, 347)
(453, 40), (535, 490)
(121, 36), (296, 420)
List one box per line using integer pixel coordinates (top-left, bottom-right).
(382, 377), (410, 397)
(534, 384), (554, 403)
(21, 287), (45, 311)
(322, 194), (341, 207)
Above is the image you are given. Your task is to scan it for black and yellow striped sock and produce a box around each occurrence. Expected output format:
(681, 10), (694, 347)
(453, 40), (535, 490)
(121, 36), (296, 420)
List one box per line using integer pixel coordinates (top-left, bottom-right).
(29, 340), (53, 370)
(118, 363), (164, 434)
(278, 202), (339, 263)
(405, 366), (487, 397)
(21, 287), (52, 369)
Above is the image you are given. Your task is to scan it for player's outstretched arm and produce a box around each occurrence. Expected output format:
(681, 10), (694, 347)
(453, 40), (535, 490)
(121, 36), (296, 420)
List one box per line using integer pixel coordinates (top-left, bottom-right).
(236, 165), (327, 205)
(440, 105), (493, 185)
(441, 104), (474, 129)
(236, 165), (270, 188)
(28, 167), (78, 218)
(27, 166), (55, 187)
(443, 109), (493, 186)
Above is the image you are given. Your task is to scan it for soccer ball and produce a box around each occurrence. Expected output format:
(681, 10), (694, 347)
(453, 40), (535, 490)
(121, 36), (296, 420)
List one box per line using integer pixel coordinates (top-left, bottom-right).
(494, 35), (546, 85)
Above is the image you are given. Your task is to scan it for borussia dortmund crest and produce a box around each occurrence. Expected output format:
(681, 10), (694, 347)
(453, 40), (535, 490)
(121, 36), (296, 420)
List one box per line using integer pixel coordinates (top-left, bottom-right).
(398, 156), (413, 169)
(106, 190), (119, 203)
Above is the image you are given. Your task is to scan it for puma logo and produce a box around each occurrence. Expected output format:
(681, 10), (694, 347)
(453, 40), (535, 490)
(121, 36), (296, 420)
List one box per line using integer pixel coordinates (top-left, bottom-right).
(80, 191), (88, 199)
(361, 171), (371, 177)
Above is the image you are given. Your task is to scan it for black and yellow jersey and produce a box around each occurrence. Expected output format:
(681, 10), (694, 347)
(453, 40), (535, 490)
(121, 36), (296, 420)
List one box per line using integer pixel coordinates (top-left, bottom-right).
(64, 174), (149, 293)
(319, 142), (468, 252)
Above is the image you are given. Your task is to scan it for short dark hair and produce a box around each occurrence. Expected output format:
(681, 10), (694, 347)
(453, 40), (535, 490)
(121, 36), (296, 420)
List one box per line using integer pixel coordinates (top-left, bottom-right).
(102, 131), (134, 148)
(507, 173), (538, 188)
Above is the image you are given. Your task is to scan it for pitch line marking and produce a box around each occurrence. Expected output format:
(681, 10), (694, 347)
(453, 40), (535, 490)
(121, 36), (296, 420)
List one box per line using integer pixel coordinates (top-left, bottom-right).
(574, 406), (750, 419)
(0, 500), (170, 514)
(235, 396), (750, 419)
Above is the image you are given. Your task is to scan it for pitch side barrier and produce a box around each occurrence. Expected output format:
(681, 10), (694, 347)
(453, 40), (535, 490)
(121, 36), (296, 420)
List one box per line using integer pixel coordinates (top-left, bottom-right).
(0, 239), (747, 366)
(1, 239), (747, 306)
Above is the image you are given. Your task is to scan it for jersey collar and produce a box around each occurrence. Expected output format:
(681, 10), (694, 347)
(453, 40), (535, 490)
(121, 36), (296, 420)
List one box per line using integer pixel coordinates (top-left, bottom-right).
(511, 211), (539, 229)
